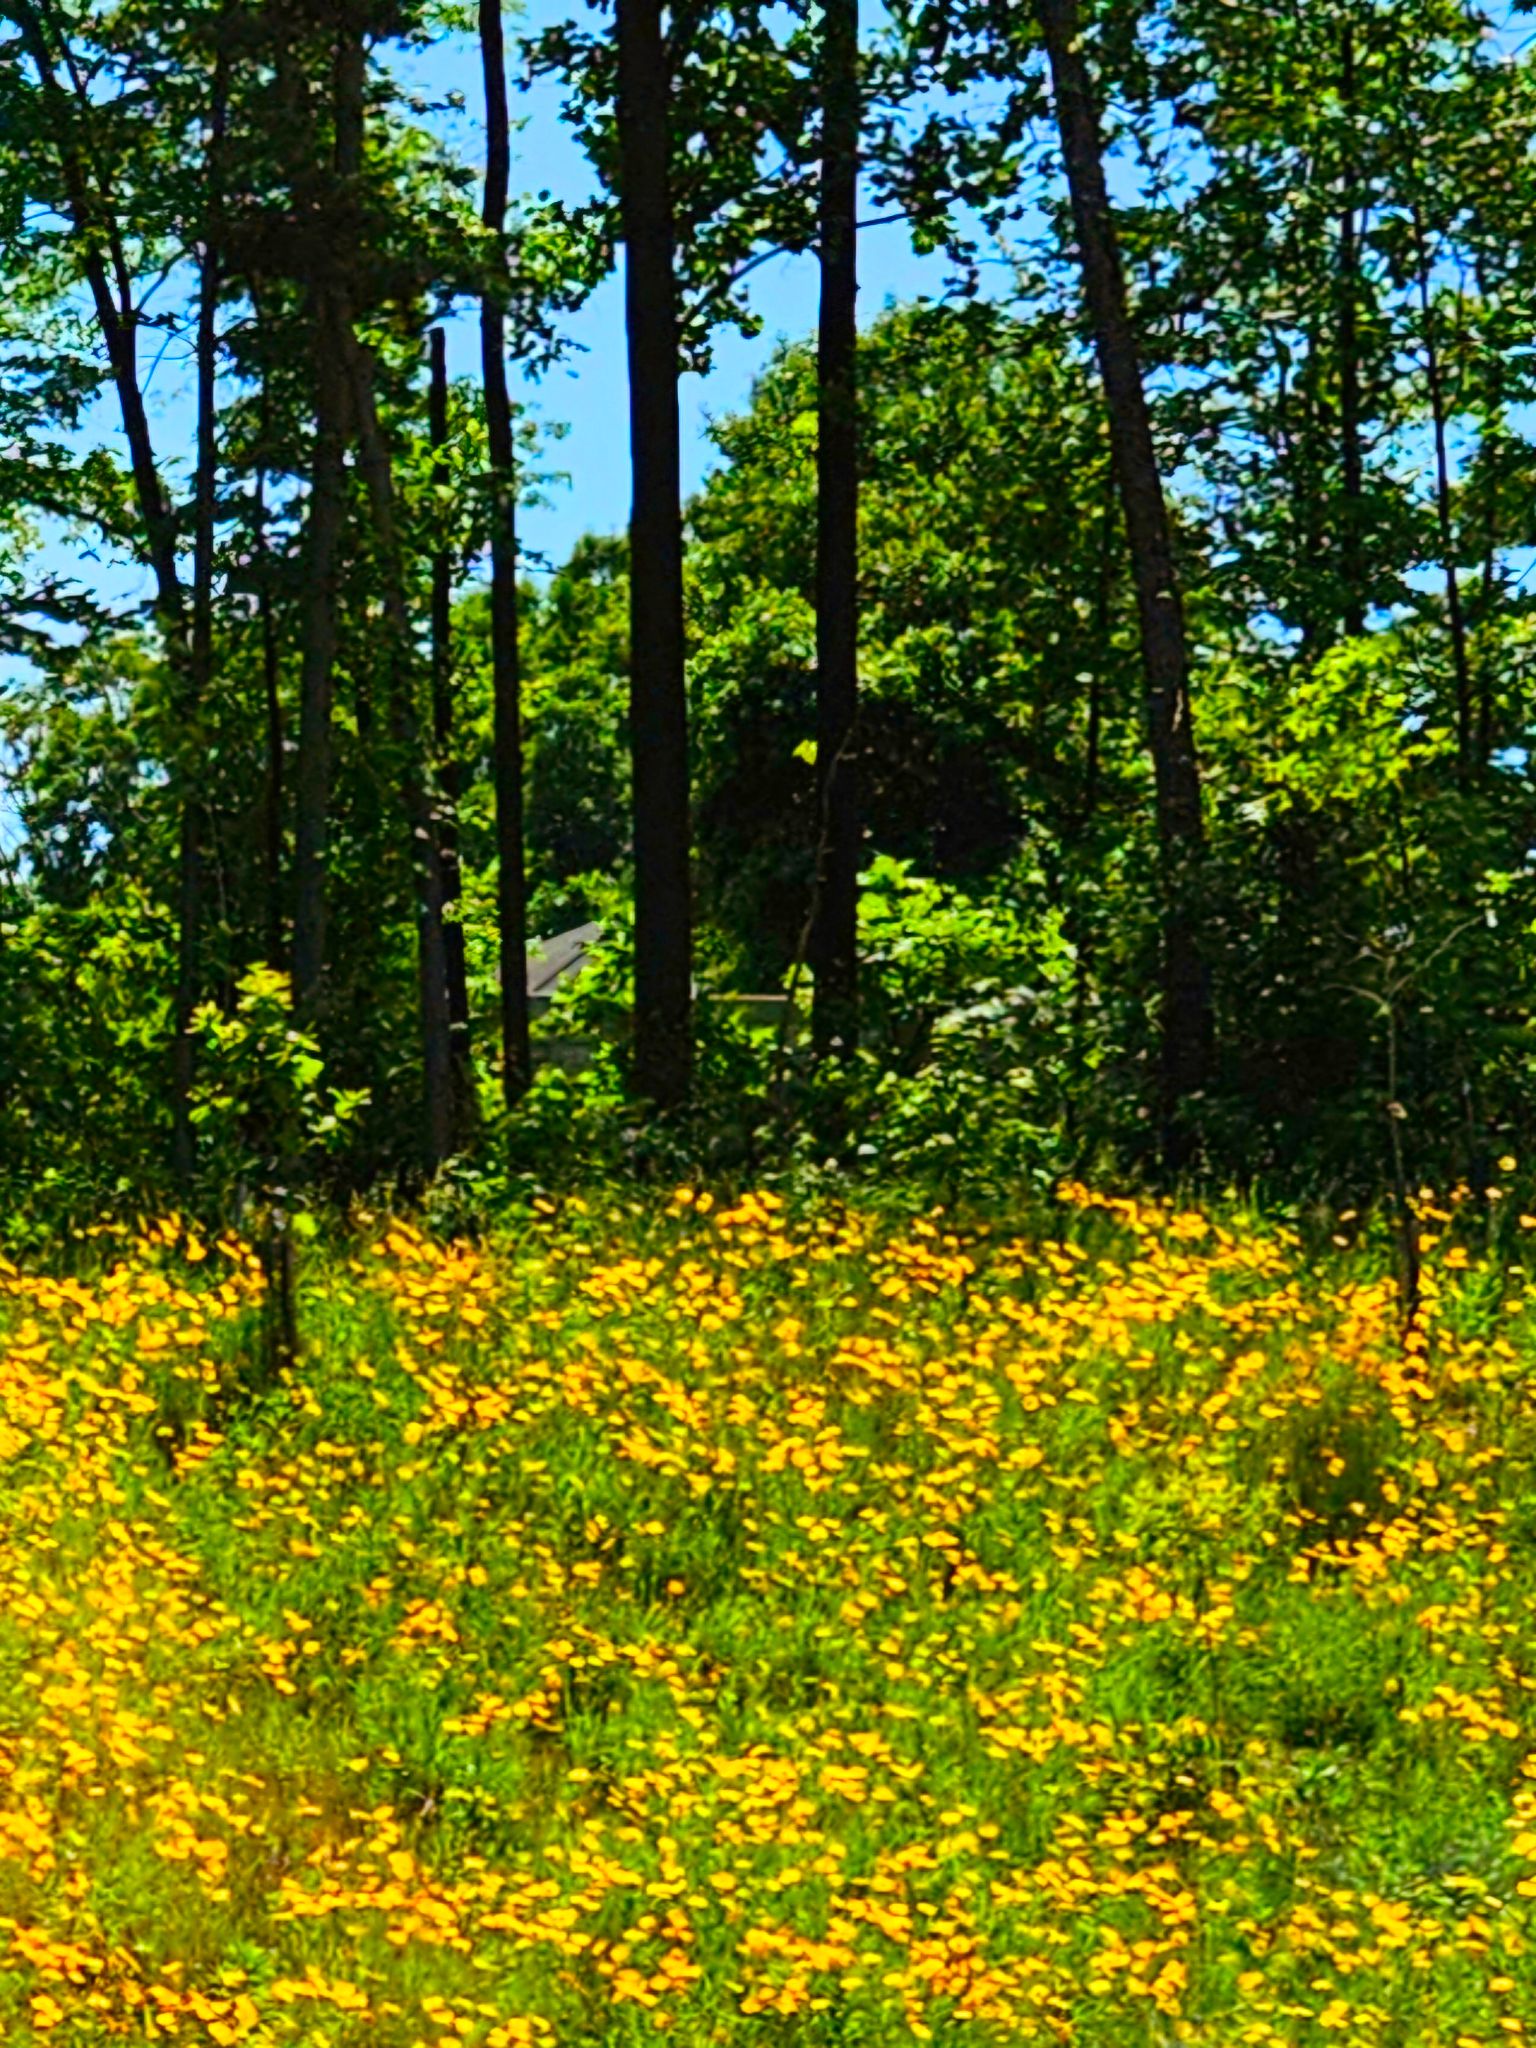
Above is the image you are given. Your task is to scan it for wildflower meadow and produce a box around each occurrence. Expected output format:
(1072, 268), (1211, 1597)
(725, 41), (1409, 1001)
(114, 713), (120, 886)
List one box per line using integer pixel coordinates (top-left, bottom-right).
(0, 1184), (1533, 2047)
(11, 1), (1536, 2041)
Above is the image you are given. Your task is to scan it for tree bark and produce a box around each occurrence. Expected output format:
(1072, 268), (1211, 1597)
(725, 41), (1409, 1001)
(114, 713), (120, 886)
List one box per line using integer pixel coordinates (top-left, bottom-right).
(255, 465), (286, 971)
(1035, 0), (1212, 1154)
(1083, 464), (1116, 826)
(180, 42), (228, 1182)
(1338, 27), (1366, 639)
(617, 0), (693, 1109)
(291, 26), (362, 1017)
(479, 0), (534, 1109)
(811, 0), (861, 1058)
(1411, 208), (1474, 787)
(430, 328), (474, 1129)
(290, 301), (348, 1013)
(347, 339), (456, 1174)
(1477, 420), (1501, 768)
(1294, 328), (1328, 656)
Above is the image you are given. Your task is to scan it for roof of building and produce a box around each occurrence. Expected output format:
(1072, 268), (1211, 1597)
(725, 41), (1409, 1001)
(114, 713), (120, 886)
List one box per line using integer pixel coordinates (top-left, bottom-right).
(526, 922), (604, 998)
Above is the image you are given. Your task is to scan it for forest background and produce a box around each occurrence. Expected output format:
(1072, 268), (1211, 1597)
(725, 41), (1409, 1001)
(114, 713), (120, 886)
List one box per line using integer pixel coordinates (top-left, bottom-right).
(4, 0), (1536, 1242)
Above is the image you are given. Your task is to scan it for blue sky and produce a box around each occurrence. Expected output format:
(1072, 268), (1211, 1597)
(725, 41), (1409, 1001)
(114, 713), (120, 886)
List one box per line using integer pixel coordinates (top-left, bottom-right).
(36, 3), (977, 619)
(43, 3), (1536, 611)
(3, 4), (986, 850)
(441, 4), (971, 569)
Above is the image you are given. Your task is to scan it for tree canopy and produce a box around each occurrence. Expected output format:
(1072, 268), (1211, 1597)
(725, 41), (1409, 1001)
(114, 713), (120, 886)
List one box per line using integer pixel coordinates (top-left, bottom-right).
(3, 0), (1536, 1232)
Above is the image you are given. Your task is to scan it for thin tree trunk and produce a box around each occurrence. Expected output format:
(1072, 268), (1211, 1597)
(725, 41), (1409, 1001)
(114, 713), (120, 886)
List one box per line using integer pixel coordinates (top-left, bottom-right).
(180, 42), (228, 1181)
(255, 468), (286, 970)
(1338, 27), (1366, 639)
(1472, 254), (1501, 761)
(1286, 319), (1327, 656)
(1411, 208), (1474, 787)
(617, 0), (692, 1109)
(346, 338), (456, 1174)
(1302, 346), (1328, 652)
(291, 304), (348, 1011)
(811, 0), (860, 1058)
(291, 26), (363, 1016)
(244, 292), (286, 967)
(1477, 421), (1501, 766)
(1069, 464), (1116, 1110)
(1083, 465), (1115, 826)
(1035, 0), (1211, 1156)
(430, 328), (474, 1130)
(480, 0), (533, 1108)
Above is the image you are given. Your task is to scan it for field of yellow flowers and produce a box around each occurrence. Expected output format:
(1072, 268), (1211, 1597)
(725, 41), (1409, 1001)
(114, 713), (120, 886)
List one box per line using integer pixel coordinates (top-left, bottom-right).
(1, 1182), (1535, 2046)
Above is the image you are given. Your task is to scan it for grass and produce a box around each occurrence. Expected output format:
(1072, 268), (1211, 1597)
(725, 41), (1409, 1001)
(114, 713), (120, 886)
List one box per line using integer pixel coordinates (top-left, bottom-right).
(1, 1180), (1535, 2045)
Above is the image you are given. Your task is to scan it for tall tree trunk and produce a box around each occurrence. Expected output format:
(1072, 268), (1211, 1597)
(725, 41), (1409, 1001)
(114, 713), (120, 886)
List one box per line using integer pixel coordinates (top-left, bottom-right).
(17, 0), (201, 1172)
(1083, 463), (1116, 827)
(1411, 207), (1474, 787)
(479, 0), (533, 1109)
(180, 42), (228, 1181)
(1300, 335), (1329, 655)
(245, 295), (285, 968)
(616, 0), (692, 1110)
(430, 328), (474, 1130)
(1035, 0), (1212, 1157)
(1069, 462), (1116, 1109)
(291, 26), (362, 1017)
(255, 466), (286, 970)
(1338, 27), (1366, 639)
(291, 304), (349, 1012)
(1477, 418), (1502, 767)
(811, 0), (861, 1058)
(346, 339), (456, 1174)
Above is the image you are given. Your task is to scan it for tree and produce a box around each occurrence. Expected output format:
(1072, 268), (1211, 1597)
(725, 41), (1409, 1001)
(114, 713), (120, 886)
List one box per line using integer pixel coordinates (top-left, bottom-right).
(687, 299), (1143, 979)
(287, 18), (362, 1024)
(527, 0), (813, 1108)
(811, 0), (861, 1057)
(480, 0), (534, 1109)
(5, 0), (205, 1177)
(430, 327), (475, 1127)
(346, 330), (456, 1172)
(615, 0), (693, 1109)
(1033, 0), (1211, 1151)
(188, 24), (230, 1170)
(228, 0), (493, 1171)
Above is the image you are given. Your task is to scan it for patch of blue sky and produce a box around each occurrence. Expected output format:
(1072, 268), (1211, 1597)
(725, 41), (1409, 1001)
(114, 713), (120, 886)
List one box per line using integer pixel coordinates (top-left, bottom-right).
(14, 1), (1536, 667)
(24, 1), (1004, 624)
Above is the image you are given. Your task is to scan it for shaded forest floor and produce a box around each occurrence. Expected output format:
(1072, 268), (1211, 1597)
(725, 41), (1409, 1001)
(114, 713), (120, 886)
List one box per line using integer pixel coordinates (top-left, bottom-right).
(0, 1185), (1534, 2045)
